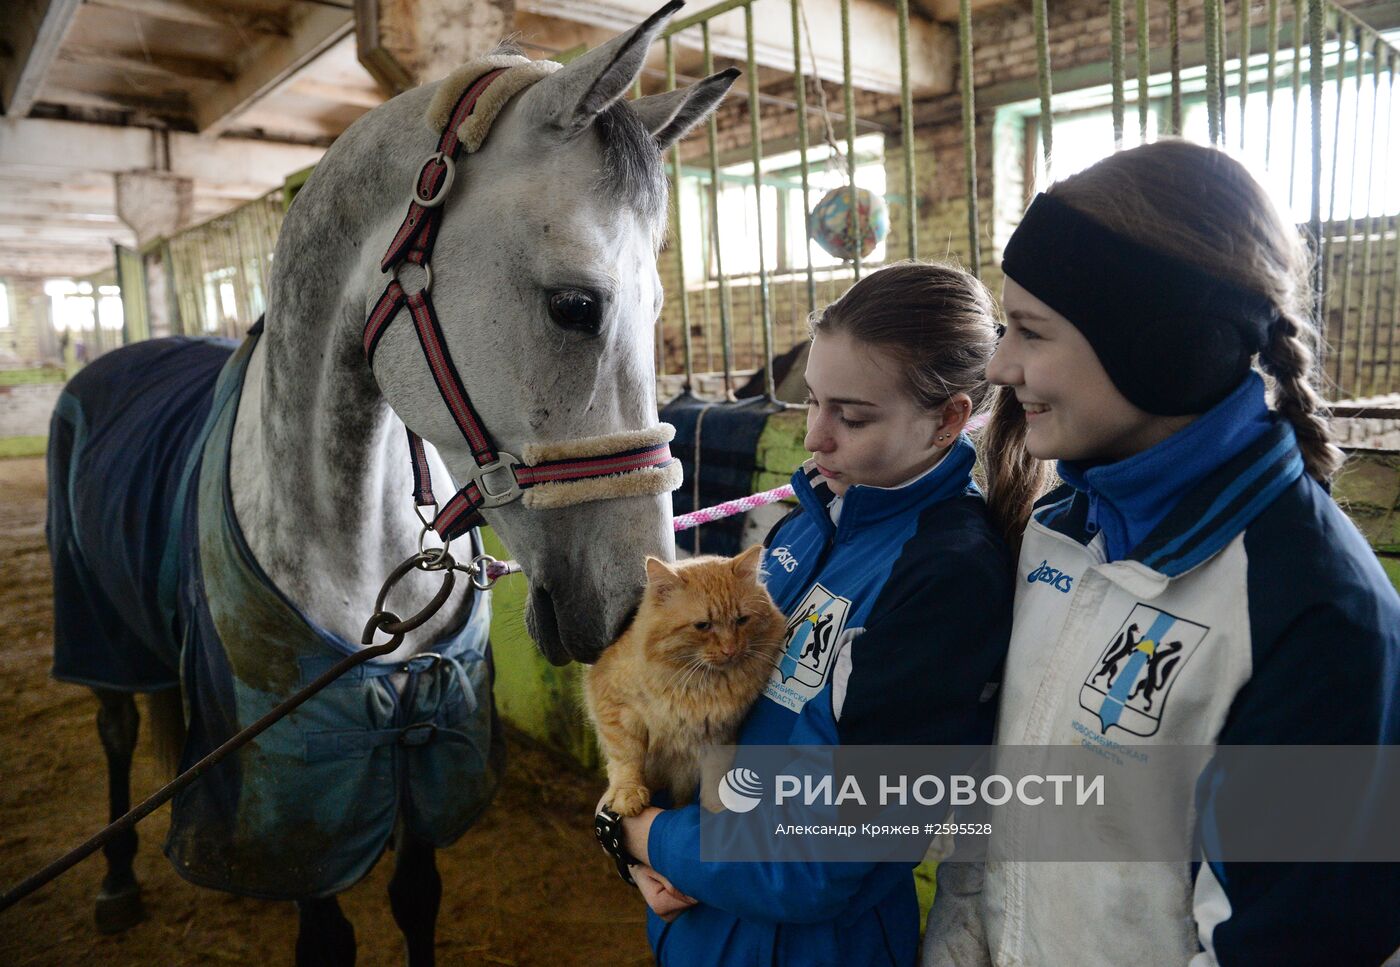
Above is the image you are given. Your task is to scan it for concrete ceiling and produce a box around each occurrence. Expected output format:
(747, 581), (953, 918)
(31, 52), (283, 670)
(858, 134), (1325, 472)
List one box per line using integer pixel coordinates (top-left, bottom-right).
(0, 0), (995, 279)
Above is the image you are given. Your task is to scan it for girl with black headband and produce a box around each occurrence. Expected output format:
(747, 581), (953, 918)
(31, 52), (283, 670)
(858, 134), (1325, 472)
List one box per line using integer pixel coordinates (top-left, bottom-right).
(922, 141), (1400, 965)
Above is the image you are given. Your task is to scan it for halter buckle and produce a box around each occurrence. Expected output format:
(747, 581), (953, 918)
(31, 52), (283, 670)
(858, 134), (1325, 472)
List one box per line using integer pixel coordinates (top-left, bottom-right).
(470, 452), (523, 508)
(413, 152), (455, 208)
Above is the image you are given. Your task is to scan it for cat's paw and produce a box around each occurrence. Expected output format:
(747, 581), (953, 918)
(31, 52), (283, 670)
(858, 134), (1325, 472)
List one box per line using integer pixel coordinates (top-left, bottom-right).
(606, 783), (651, 817)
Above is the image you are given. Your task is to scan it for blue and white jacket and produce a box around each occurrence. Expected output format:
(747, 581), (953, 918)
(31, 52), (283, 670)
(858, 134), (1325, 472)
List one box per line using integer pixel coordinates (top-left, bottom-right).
(936, 375), (1400, 966)
(646, 435), (1014, 966)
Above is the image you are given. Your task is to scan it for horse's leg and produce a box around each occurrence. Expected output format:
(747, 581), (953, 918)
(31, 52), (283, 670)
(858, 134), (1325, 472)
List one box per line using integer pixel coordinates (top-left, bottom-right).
(295, 897), (357, 967)
(388, 824), (441, 967)
(92, 687), (146, 934)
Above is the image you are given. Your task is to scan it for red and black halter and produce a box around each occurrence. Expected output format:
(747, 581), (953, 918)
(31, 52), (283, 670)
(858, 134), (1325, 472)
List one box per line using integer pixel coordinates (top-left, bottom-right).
(363, 67), (677, 542)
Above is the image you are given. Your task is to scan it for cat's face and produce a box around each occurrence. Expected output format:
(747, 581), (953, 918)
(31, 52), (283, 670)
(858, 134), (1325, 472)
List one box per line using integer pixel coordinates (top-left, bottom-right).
(641, 545), (786, 674)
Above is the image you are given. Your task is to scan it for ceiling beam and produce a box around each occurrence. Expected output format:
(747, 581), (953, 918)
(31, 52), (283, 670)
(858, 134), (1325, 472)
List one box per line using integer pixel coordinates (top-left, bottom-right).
(0, 223), (133, 244)
(286, 77), (383, 109)
(194, 5), (353, 135)
(58, 45), (235, 84)
(40, 84), (190, 117)
(520, 0), (955, 97)
(0, 245), (117, 277)
(84, 0), (288, 37)
(0, 0), (82, 117)
(0, 117), (325, 187)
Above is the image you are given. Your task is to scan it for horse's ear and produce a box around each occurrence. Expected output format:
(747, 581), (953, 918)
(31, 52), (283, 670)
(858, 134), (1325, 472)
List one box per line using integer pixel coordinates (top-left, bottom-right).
(522, 0), (683, 138)
(633, 68), (740, 150)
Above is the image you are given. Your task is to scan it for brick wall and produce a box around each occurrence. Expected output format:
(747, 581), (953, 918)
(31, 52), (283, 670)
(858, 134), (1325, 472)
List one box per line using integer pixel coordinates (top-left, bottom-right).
(1, 278), (57, 367)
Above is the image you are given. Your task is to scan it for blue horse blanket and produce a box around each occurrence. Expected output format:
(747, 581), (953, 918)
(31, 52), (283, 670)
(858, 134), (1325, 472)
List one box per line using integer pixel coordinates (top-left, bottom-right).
(48, 325), (501, 899)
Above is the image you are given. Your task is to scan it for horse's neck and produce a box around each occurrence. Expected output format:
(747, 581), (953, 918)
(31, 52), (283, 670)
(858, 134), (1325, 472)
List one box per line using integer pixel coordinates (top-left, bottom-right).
(230, 98), (470, 657)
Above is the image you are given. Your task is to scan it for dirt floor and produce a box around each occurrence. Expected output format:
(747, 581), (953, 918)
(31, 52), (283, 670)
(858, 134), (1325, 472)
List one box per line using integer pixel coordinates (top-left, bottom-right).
(0, 456), (654, 966)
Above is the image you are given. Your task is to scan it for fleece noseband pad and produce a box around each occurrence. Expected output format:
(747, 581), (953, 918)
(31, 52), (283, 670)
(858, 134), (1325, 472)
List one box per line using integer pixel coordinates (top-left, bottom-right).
(1002, 193), (1277, 416)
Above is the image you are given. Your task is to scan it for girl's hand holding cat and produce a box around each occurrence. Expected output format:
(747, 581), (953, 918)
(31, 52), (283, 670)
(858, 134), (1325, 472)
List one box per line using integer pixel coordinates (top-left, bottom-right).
(631, 864), (698, 922)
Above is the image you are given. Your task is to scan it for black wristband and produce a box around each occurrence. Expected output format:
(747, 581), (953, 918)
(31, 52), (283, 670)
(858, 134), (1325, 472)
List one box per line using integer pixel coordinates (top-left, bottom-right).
(593, 807), (638, 886)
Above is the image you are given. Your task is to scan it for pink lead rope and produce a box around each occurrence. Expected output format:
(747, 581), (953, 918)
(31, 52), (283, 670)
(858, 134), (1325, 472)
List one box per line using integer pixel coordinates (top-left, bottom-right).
(481, 483), (796, 580)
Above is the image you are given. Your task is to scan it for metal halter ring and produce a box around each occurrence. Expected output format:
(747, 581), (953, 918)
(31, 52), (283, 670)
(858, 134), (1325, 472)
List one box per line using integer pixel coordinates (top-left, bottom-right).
(413, 152), (456, 208)
(392, 259), (433, 297)
(416, 523), (453, 570)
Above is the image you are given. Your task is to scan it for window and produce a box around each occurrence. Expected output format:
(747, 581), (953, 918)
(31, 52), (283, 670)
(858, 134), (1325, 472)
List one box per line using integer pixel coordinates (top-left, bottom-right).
(677, 133), (888, 285)
(1009, 29), (1400, 227)
(0, 281), (10, 330)
(45, 279), (124, 333)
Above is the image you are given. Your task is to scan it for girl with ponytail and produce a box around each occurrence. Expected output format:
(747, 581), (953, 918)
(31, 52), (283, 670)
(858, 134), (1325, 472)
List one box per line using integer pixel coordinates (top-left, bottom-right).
(923, 141), (1400, 965)
(615, 261), (1040, 966)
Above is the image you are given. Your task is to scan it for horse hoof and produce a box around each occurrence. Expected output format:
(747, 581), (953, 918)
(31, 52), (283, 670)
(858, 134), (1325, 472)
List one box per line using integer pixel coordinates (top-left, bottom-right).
(94, 882), (146, 934)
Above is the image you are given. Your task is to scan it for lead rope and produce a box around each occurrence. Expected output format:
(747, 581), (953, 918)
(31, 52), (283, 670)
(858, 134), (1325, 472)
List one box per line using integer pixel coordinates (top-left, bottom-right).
(0, 545), (472, 914)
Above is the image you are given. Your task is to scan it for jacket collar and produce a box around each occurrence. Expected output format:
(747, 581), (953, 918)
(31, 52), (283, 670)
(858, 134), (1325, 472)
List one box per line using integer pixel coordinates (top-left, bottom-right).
(790, 433), (978, 540)
(1038, 418), (1304, 577)
(1056, 373), (1275, 563)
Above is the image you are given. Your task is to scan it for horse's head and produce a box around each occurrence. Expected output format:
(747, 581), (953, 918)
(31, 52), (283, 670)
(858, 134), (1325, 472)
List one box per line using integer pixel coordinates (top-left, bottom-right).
(368, 2), (736, 664)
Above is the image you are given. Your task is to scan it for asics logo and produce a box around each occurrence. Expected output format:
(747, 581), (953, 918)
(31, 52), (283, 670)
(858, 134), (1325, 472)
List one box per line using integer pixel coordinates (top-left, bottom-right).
(1027, 560), (1074, 593)
(771, 546), (799, 573)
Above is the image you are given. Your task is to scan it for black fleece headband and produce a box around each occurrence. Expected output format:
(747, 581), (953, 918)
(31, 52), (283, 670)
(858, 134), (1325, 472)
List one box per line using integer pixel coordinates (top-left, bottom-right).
(1001, 192), (1278, 415)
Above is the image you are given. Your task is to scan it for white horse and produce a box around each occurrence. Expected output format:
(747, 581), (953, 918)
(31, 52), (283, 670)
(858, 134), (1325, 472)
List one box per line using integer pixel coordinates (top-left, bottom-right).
(46, 4), (735, 963)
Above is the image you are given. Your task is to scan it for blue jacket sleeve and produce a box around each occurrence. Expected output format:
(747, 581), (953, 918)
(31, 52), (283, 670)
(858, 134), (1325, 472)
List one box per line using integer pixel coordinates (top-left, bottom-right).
(1195, 494), (1400, 966)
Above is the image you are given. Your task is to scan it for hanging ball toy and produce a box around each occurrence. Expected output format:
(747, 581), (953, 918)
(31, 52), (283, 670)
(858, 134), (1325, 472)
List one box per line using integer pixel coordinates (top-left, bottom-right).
(808, 186), (889, 260)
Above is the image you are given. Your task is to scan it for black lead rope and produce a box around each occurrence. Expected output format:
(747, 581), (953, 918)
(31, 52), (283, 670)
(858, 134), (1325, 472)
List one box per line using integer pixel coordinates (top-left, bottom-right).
(0, 548), (464, 915)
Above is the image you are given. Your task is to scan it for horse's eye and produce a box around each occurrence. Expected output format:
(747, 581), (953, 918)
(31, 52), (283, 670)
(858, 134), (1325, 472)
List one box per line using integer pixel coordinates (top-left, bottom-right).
(548, 290), (600, 333)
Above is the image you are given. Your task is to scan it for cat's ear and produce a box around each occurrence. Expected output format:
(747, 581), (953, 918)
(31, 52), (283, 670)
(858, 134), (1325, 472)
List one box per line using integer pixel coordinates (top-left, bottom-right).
(645, 557), (684, 599)
(731, 544), (765, 582)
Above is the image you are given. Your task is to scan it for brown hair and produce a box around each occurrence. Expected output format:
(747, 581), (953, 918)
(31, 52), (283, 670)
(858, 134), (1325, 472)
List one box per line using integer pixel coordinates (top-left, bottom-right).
(1040, 140), (1342, 482)
(812, 260), (1050, 549)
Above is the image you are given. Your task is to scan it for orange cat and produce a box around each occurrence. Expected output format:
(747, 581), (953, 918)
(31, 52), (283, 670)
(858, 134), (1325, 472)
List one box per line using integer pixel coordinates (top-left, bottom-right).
(585, 545), (786, 817)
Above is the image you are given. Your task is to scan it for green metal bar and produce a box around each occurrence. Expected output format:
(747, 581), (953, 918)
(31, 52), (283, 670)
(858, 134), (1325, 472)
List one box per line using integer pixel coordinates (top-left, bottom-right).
(1136, 0), (1149, 142)
(1169, 0), (1183, 134)
(1265, 0), (1279, 166)
(666, 38), (692, 388)
(790, 0), (816, 316)
(1240, 0), (1251, 151)
(1354, 37), (1382, 394)
(1110, 0), (1125, 148)
(1309, 0), (1325, 334)
(702, 21), (733, 391)
(744, 3), (775, 398)
(841, 0), (861, 280)
(1034, 0), (1053, 164)
(1217, 0), (1228, 145)
(897, 0), (917, 260)
(959, 0), (980, 277)
(1205, 0), (1221, 143)
(697, 178), (715, 372)
(1323, 15), (1350, 362)
(1383, 54), (1399, 390)
(1289, 0), (1304, 206)
(1337, 26), (1365, 395)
